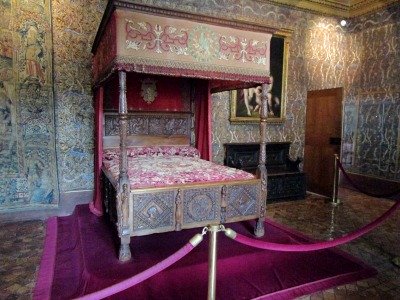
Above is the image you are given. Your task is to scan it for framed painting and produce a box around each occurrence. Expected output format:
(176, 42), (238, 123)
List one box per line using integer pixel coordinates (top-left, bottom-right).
(230, 31), (290, 124)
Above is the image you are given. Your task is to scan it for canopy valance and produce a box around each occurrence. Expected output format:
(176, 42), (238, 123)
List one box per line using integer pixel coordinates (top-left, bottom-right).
(92, 1), (273, 90)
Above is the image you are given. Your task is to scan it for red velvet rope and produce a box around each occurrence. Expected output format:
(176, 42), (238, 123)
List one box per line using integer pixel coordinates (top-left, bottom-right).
(338, 161), (400, 198)
(231, 200), (399, 252)
(75, 242), (195, 300)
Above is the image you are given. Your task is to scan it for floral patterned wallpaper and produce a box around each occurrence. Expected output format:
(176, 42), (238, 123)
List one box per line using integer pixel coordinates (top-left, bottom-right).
(0, 0), (398, 211)
(342, 7), (400, 180)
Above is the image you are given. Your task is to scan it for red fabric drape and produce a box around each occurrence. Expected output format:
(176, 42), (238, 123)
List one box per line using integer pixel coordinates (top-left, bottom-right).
(194, 80), (212, 161)
(89, 87), (104, 216)
(105, 74), (188, 112)
(90, 80), (211, 216)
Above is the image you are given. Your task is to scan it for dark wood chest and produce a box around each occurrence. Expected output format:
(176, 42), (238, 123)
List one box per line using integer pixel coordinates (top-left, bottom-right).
(224, 142), (306, 201)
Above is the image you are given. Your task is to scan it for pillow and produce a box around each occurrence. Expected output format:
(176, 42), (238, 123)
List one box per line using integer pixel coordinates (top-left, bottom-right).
(127, 146), (200, 158)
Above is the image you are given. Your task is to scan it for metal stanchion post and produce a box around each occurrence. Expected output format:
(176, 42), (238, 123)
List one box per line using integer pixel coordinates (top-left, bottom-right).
(332, 154), (341, 205)
(207, 225), (219, 300)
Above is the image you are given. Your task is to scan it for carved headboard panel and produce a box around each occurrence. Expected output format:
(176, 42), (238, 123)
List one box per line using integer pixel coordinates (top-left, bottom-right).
(103, 111), (193, 148)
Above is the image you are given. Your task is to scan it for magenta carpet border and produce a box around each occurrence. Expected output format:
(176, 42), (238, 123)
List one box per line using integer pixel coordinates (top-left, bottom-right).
(265, 218), (377, 265)
(33, 206), (377, 300)
(33, 217), (58, 300)
(248, 219), (377, 299)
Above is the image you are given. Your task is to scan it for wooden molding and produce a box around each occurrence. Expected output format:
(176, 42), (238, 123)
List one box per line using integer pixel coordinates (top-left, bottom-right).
(266, 0), (399, 18)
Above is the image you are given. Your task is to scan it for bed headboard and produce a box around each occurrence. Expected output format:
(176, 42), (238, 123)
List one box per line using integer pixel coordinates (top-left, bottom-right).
(103, 111), (193, 148)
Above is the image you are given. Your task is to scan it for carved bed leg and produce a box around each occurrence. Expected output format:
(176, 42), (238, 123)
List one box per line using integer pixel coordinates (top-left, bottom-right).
(119, 235), (131, 262)
(255, 165), (267, 237)
(255, 218), (265, 237)
(175, 189), (183, 231)
(254, 82), (270, 238)
(117, 183), (131, 262)
(220, 185), (227, 224)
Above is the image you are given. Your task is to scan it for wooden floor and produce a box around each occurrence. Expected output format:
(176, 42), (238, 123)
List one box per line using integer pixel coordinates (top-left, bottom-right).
(0, 188), (399, 299)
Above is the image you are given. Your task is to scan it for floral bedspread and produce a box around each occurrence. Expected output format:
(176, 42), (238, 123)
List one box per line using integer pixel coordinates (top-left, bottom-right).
(102, 146), (255, 189)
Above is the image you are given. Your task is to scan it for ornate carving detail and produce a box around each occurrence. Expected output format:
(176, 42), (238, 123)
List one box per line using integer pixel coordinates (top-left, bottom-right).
(104, 113), (190, 137)
(183, 188), (220, 224)
(165, 118), (189, 135)
(104, 115), (119, 135)
(117, 182), (130, 236)
(220, 185), (227, 223)
(226, 184), (258, 219)
(175, 189), (183, 231)
(128, 116), (148, 134)
(258, 165), (267, 193)
(133, 191), (175, 232)
(118, 71), (127, 113)
(119, 71), (129, 180)
(148, 117), (164, 135)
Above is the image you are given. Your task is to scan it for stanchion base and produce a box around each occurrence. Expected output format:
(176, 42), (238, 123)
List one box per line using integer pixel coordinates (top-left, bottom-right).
(392, 257), (400, 268)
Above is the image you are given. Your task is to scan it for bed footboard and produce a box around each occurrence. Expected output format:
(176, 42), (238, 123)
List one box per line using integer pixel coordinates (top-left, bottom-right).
(102, 173), (265, 258)
(129, 180), (262, 236)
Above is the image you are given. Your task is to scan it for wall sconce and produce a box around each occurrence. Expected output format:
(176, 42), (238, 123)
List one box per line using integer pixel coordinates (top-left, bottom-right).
(340, 19), (347, 27)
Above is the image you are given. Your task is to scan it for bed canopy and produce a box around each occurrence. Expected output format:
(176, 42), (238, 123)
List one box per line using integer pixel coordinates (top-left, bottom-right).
(91, 0), (274, 261)
(92, 1), (273, 88)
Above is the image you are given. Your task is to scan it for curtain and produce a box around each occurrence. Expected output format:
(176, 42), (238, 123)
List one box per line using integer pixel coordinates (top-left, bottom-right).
(194, 80), (212, 161)
(89, 87), (104, 216)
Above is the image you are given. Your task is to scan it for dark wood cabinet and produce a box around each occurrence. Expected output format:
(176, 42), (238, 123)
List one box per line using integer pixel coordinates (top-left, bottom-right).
(224, 142), (306, 201)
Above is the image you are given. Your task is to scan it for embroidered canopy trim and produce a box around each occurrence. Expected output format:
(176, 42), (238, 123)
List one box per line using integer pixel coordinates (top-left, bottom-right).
(92, 3), (272, 85)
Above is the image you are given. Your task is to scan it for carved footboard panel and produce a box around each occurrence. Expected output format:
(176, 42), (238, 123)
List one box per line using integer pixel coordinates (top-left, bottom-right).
(102, 172), (262, 237)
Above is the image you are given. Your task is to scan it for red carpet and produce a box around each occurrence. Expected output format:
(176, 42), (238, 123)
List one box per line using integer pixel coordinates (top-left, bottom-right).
(34, 205), (377, 300)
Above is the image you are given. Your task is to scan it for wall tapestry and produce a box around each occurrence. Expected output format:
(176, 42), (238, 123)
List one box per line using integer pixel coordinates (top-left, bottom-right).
(0, 0), (58, 210)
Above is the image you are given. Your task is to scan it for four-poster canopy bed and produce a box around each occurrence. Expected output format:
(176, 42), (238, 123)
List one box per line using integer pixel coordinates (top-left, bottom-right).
(91, 0), (274, 261)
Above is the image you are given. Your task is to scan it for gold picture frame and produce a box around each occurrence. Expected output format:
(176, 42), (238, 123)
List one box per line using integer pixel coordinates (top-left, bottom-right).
(230, 31), (291, 124)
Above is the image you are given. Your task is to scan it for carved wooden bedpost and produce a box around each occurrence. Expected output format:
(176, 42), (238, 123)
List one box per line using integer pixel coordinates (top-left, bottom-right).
(117, 71), (131, 261)
(190, 83), (196, 147)
(255, 82), (269, 237)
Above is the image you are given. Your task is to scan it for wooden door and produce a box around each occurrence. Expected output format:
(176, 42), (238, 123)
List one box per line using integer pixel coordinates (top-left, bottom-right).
(304, 88), (343, 197)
